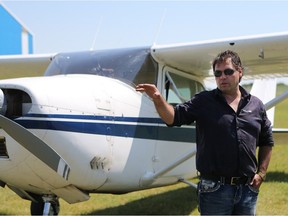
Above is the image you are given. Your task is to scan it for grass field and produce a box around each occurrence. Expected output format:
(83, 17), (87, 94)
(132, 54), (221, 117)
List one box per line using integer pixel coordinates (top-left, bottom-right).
(0, 81), (287, 215)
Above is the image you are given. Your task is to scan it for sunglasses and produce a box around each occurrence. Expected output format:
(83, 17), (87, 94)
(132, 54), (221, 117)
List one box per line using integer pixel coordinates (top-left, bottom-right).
(213, 68), (235, 77)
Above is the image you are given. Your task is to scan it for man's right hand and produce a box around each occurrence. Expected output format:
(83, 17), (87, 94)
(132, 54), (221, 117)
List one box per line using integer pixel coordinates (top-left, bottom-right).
(135, 84), (161, 101)
(136, 83), (175, 125)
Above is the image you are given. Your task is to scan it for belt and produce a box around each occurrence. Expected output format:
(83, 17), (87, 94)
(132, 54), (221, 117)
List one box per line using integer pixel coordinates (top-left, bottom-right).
(201, 175), (250, 185)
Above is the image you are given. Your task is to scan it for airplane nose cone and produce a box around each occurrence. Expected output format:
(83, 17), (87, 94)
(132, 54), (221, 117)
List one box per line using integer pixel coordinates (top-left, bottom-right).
(0, 89), (7, 115)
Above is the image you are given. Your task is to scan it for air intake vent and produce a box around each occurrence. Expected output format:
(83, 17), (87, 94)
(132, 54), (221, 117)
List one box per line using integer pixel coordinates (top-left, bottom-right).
(0, 136), (9, 158)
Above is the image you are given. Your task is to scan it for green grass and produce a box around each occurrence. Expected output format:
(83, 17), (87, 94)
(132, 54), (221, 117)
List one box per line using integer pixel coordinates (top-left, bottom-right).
(0, 79), (287, 215)
(274, 84), (288, 128)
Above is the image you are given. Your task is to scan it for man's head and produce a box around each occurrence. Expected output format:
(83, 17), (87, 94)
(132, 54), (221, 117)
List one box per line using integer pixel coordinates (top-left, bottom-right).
(212, 50), (243, 78)
(212, 50), (244, 94)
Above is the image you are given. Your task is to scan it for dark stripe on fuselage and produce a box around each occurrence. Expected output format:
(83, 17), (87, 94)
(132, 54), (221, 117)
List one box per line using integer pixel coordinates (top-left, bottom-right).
(15, 114), (196, 143)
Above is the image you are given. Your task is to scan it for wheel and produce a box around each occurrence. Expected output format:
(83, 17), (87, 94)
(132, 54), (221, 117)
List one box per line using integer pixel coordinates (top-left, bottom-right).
(30, 199), (60, 215)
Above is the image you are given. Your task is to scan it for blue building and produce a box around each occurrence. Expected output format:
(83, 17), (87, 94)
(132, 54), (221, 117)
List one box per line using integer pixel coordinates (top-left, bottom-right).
(0, 3), (33, 55)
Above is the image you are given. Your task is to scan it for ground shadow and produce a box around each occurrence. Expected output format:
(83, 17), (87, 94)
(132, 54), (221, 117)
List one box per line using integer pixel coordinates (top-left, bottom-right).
(266, 171), (288, 183)
(84, 186), (198, 215)
(83, 171), (288, 215)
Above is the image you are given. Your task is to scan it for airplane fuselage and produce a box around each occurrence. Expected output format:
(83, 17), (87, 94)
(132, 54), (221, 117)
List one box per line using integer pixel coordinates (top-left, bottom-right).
(0, 74), (197, 203)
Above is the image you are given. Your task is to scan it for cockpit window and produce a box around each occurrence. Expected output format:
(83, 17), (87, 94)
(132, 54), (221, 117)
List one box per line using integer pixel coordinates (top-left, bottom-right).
(165, 71), (205, 104)
(44, 47), (158, 85)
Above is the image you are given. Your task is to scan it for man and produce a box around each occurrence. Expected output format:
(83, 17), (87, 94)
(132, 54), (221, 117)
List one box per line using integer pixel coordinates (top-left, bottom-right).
(136, 50), (273, 215)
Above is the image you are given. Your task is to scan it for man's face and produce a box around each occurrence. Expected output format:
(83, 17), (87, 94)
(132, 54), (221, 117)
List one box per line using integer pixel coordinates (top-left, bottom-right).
(214, 58), (242, 94)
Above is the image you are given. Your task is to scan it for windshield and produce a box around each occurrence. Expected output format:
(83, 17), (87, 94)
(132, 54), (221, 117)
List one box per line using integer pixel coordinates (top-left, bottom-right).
(44, 47), (158, 85)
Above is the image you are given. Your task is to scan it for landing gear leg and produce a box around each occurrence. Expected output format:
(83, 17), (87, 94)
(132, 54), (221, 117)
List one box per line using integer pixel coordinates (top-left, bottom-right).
(30, 195), (60, 215)
(43, 202), (52, 215)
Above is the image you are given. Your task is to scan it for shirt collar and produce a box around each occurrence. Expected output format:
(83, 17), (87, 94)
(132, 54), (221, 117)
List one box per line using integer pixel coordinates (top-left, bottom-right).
(214, 86), (251, 101)
(239, 86), (251, 101)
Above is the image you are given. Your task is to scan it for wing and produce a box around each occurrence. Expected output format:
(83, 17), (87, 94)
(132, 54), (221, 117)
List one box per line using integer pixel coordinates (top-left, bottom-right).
(0, 53), (55, 78)
(151, 31), (288, 79)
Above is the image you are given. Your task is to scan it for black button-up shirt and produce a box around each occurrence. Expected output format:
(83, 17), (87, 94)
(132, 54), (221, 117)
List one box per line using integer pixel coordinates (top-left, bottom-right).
(172, 86), (274, 177)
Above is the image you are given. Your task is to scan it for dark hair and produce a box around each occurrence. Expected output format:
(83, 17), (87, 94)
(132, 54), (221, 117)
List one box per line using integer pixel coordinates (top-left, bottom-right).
(212, 50), (244, 72)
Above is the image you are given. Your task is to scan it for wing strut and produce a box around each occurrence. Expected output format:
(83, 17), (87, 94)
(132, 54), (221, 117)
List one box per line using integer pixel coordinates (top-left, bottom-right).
(264, 88), (288, 133)
(265, 90), (288, 134)
(265, 88), (288, 110)
(140, 148), (196, 187)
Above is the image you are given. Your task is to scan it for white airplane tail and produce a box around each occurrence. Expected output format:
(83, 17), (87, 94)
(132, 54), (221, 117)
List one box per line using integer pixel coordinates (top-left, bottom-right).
(250, 78), (277, 126)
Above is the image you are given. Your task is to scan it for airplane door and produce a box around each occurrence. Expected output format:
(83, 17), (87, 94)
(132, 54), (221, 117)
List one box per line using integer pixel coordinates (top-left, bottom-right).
(153, 67), (203, 176)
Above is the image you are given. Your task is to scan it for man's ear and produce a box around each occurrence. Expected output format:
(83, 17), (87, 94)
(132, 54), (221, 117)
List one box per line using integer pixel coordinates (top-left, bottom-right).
(238, 68), (243, 82)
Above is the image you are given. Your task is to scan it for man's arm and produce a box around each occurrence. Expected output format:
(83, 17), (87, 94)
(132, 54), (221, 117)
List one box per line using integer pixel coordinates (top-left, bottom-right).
(251, 145), (272, 188)
(257, 146), (273, 179)
(136, 84), (175, 125)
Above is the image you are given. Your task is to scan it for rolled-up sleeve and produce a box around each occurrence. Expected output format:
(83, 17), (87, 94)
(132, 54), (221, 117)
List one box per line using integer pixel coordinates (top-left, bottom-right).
(259, 108), (274, 147)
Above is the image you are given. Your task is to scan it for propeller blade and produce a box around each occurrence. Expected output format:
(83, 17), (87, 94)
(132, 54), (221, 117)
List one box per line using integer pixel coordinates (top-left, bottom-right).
(0, 114), (70, 180)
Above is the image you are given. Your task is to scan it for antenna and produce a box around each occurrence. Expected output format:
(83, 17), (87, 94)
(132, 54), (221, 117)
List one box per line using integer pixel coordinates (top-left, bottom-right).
(90, 16), (103, 51)
(153, 8), (167, 46)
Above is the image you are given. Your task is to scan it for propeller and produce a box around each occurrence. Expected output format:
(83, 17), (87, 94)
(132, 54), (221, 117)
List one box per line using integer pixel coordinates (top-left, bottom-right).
(0, 114), (70, 180)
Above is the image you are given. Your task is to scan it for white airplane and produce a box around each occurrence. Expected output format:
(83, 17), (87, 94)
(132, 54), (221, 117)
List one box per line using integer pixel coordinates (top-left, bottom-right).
(0, 31), (288, 215)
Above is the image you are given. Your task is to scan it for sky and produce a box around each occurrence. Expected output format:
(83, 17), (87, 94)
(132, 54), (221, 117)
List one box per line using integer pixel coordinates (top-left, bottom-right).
(2, 0), (288, 54)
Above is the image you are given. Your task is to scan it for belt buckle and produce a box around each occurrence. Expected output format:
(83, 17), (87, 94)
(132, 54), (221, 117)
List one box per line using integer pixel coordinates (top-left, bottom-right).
(230, 177), (239, 185)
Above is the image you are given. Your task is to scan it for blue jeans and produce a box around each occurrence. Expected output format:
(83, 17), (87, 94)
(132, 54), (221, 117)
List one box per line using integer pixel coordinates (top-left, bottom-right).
(197, 179), (259, 215)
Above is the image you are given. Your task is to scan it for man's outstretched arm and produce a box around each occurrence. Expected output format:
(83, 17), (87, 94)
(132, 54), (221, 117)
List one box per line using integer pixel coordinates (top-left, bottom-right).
(136, 84), (175, 125)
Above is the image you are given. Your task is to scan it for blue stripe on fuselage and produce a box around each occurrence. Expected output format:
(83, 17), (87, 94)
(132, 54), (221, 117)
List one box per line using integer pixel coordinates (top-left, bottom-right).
(15, 114), (196, 143)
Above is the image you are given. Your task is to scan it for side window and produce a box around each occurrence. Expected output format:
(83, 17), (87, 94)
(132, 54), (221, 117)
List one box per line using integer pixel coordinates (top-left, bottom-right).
(165, 71), (204, 105)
